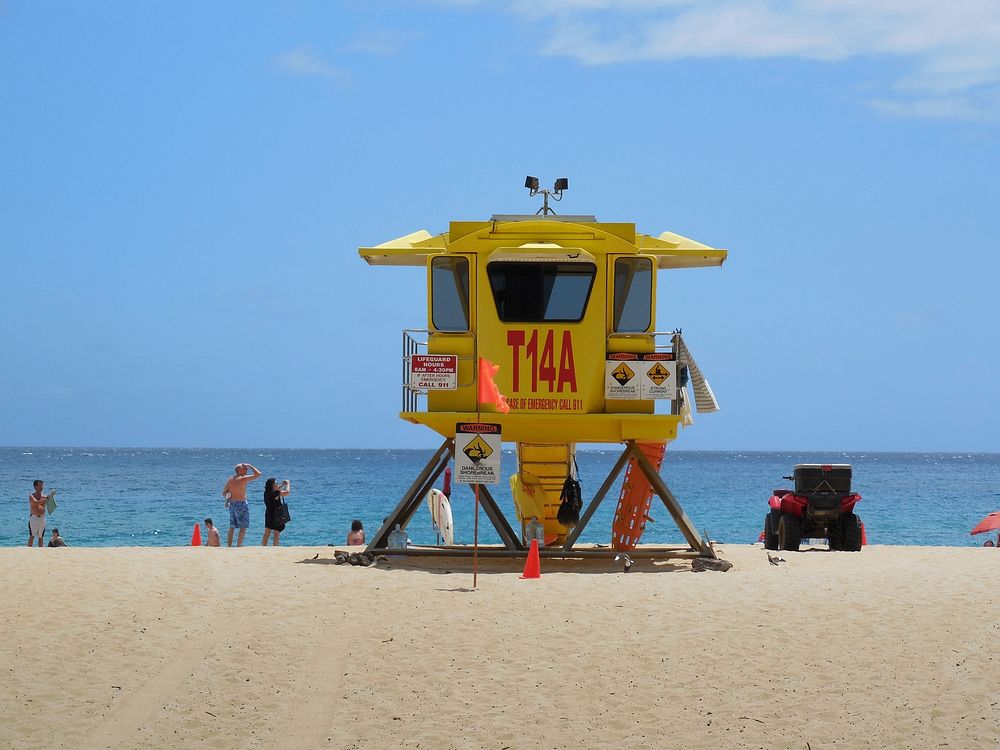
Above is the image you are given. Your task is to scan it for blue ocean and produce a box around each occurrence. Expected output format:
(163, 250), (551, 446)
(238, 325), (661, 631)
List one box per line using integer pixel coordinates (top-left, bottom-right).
(2, 447), (998, 548)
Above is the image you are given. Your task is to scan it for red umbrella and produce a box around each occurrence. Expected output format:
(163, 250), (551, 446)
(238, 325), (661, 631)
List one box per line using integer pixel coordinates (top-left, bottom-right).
(970, 511), (1000, 535)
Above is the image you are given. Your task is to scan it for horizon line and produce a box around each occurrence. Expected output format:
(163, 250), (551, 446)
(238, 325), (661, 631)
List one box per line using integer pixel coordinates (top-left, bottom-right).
(2, 445), (998, 455)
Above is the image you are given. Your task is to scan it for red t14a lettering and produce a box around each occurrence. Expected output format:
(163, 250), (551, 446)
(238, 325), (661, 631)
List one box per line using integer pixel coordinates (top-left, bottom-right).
(506, 329), (577, 393)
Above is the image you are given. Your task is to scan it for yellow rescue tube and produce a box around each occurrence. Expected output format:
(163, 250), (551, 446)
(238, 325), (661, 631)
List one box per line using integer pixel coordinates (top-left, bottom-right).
(510, 471), (547, 523)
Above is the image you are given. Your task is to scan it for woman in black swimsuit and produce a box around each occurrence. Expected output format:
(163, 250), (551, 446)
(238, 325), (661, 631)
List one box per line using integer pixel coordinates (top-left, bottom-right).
(262, 477), (290, 546)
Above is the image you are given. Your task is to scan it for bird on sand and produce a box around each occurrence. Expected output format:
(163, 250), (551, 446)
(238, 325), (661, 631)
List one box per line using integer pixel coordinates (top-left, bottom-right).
(614, 553), (634, 572)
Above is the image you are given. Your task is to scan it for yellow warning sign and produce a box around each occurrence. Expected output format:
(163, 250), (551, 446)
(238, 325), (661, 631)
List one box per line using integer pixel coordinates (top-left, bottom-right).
(463, 435), (493, 463)
(638, 359), (677, 400)
(646, 362), (671, 386)
(455, 422), (502, 484)
(611, 362), (635, 385)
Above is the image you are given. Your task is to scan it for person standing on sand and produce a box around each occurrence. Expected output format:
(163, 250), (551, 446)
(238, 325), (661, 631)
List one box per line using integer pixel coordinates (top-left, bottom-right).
(203, 518), (221, 547)
(27, 479), (49, 547)
(221, 462), (262, 547)
(262, 478), (290, 546)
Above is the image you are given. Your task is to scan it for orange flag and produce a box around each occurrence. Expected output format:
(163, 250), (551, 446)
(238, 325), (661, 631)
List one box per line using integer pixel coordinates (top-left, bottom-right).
(477, 357), (510, 413)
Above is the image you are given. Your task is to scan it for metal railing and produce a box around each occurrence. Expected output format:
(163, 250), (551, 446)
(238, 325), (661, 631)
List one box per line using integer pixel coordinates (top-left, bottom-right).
(606, 328), (681, 353)
(401, 329), (425, 412)
(401, 329), (477, 412)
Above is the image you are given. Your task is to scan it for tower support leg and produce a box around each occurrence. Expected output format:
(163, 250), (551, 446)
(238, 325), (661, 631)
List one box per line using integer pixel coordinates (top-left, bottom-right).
(625, 440), (715, 558)
(365, 438), (714, 560)
(561, 444), (632, 551)
(366, 438), (453, 552)
(473, 484), (524, 551)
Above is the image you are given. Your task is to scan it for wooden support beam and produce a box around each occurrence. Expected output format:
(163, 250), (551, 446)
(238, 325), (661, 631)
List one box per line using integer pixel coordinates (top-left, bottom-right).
(626, 440), (715, 558)
(473, 484), (524, 551)
(368, 546), (702, 559)
(562, 444), (632, 551)
(367, 438), (453, 551)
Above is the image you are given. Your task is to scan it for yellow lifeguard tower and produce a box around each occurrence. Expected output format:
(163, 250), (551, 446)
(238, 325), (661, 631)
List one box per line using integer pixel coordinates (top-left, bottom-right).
(361, 178), (727, 561)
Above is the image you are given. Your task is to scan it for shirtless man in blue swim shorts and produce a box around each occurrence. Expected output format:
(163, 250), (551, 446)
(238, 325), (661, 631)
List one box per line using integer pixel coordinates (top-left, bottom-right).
(221, 463), (262, 547)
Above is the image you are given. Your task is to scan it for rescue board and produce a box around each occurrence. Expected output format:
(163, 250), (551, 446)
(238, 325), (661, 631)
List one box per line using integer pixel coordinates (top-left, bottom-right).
(437, 493), (454, 546)
(426, 488), (455, 545)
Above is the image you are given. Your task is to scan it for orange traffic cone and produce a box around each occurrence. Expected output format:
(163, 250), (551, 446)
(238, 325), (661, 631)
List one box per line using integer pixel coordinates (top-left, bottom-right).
(519, 538), (541, 579)
(191, 523), (202, 546)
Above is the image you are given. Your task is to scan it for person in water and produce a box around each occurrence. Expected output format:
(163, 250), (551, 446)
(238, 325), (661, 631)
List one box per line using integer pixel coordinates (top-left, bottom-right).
(221, 462), (262, 547)
(203, 518), (221, 547)
(47, 528), (67, 547)
(262, 478), (290, 546)
(347, 519), (365, 546)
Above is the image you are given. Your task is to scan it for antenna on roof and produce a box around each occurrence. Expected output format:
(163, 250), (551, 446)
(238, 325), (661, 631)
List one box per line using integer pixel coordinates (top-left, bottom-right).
(524, 176), (569, 216)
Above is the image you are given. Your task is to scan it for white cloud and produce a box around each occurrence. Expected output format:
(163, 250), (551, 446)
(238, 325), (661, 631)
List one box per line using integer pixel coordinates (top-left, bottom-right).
(494, 0), (1000, 120)
(344, 29), (419, 56)
(273, 44), (350, 84)
(870, 94), (996, 122)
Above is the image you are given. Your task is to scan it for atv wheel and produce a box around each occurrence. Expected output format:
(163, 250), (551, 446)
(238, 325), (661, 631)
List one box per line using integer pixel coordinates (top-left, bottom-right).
(828, 524), (842, 550)
(841, 512), (863, 551)
(763, 512), (779, 550)
(778, 512), (801, 552)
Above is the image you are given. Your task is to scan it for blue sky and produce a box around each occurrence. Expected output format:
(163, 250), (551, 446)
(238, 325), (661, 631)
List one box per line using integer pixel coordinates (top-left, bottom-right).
(2, 1), (998, 451)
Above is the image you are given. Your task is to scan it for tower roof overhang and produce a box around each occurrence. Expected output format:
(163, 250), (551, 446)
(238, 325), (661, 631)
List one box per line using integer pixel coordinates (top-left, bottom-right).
(359, 219), (727, 269)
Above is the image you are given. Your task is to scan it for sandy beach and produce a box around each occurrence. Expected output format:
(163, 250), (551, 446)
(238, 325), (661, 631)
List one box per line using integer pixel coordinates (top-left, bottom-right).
(1, 544), (997, 749)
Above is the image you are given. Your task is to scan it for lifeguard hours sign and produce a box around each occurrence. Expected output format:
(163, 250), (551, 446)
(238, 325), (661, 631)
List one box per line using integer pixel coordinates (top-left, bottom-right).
(409, 354), (458, 390)
(454, 423), (502, 485)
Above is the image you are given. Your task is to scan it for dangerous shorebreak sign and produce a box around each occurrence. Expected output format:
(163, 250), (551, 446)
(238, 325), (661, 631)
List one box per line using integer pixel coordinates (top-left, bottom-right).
(409, 354), (458, 390)
(605, 353), (641, 400)
(454, 422), (502, 485)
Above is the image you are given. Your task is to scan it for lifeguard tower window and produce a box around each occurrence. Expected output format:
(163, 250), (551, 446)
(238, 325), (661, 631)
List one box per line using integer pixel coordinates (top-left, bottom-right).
(431, 256), (470, 331)
(487, 262), (596, 323)
(613, 257), (653, 332)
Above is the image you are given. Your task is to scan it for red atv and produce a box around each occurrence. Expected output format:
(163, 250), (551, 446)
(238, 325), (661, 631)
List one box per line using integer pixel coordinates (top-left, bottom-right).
(763, 464), (863, 552)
